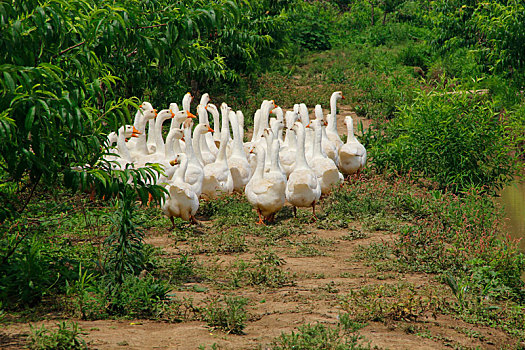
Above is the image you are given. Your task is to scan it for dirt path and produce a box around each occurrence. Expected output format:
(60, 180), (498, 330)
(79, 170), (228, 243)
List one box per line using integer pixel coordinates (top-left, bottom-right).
(1, 218), (516, 349)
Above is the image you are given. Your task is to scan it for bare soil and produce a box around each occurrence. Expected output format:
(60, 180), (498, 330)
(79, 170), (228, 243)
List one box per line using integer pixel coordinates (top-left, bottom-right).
(1, 220), (518, 349)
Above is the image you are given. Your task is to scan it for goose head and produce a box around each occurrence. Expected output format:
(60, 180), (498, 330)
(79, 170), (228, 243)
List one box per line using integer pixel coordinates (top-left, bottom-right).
(195, 123), (214, 135)
(142, 108), (157, 120)
(271, 106), (284, 121)
(182, 92), (192, 111)
(199, 93), (210, 106)
(167, 127), (183, 141)
(331, 91), (345, 101)
(157, 109), (176, 121)
(120, 125), (140, 138)
(139, 102), (154, 112)
(344, 115), (353, 127)
(314, 105), (324, 121)
(220, 102), (229, 116)
(169, 103), (180, 113)
(270, 118), (284, 133)
(205, 103), (219, 115)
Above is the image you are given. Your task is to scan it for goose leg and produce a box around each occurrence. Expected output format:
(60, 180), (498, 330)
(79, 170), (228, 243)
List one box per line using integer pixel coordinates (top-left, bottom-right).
(170, 216), (175, 229)
(190, 215), (199, 225)
(311, 201), (318, 222)
(292, 206), (297, 218)
(256, 209), (265, 225)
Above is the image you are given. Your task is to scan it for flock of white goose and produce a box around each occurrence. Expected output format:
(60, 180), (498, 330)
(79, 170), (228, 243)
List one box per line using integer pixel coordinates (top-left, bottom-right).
(104, 91), (367, 225)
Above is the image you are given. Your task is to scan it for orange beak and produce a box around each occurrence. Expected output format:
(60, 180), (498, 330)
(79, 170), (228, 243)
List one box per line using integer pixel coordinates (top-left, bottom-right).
(132, 126), (141, 134)
(181, 136), (185, 142)
(131, 133), (139, 138)
(187, 111), (196, 118)
(342, 94), (346, 100)
(170, 110), (175, 117)
(306, 123), (311, 128)
(323, 120), (328, 126)
(207, 126), (214, 133)
(139, 104), (143, 108)
(272, 100), (277, 108)
(153, 109), (158, 117)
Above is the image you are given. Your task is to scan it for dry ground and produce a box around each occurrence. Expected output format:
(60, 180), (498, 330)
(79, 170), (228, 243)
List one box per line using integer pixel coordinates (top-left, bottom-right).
(1, 219), (517, 349)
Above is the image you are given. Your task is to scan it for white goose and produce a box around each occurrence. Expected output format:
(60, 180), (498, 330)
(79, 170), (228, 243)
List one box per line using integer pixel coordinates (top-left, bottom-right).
(203, 103), (220, 156)
(279, 111), (298, 178)
(298, 103), (314, 157)
(307, 120), (343, 195)
(185, 120), (209, 197)
(201, 108), (233, 198)
(197, 104), (217, 165)
(314, 105), (338, 165)
(227, 110), (252, 192)
(128, 108), (157, 158)
(285, 121), (321, 219)
(339, 115), (367, 176)
(111, 125), (140, 169)
(326, 91), (345, 152)
(162, 153), (199, 227)
(206, 103), (221, 148)
(245, 145), (285, 224)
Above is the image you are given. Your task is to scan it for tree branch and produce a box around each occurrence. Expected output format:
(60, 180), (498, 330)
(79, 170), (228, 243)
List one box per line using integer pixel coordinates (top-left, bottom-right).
(52, 41), (86, 59)
(135, 23), (168, 30)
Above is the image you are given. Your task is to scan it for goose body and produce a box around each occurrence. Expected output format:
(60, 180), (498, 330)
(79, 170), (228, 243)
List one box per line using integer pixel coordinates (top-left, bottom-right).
(185, 121), (209, 197)
(245, 145), (285, 223)
(285, 122), (321, 217)
(339, 116), (367, 175)
(162, 154), (199, 226)
(308, 120), (343, 194)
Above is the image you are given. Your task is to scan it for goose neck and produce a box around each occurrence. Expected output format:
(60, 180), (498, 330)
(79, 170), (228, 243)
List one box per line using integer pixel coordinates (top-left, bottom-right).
(117, 128), (133, 162)
(295, 125), (309, 169)
(192, 127), (205, 166)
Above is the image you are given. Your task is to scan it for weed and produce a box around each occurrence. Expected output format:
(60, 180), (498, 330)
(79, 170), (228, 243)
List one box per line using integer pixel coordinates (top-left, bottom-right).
(272, 322), (372, 350)
(229, 251), (294, 289)
(28, 321), (87, 350)
(106, 274), (169, 318)
(204, 296), (248, 335)
(340, 283), (443, 323)
(294, 244), (325, 257)
(342, 229), (368, 241)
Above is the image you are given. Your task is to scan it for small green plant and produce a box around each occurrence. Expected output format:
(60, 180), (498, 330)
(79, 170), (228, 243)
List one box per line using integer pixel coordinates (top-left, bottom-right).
(204, 296), (248, 335)
(28, 321), (87, 350)
(106, 275), (169, 318)
(340, 283), (443, 323)
(272, 322), (371, 350)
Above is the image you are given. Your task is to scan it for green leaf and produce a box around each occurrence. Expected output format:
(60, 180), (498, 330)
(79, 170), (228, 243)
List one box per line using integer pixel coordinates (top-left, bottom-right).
(25, 106), (36, 130)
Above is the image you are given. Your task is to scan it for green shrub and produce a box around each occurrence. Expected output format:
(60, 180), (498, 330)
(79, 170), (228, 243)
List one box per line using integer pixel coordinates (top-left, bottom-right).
(288, 2), (338, 51)
(107, 275), (169, 318)
(204, 296), (248, 335)
(0, 234), (79, 308)
(272, 323), (371, 350)
(28, 321), (86, 350)
(398, 42), (431, 70)
(371, 85), (520, 193)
